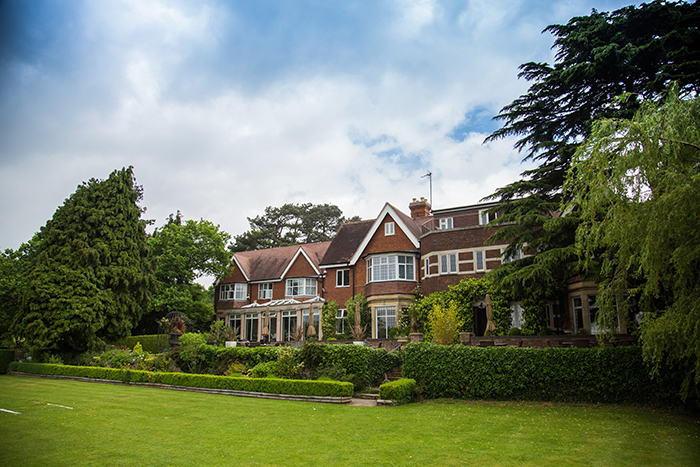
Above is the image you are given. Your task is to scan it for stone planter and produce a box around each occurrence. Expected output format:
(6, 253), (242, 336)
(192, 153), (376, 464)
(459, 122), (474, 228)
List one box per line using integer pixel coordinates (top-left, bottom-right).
(353, 341), (365, 346)
(225, 341), (237, 348)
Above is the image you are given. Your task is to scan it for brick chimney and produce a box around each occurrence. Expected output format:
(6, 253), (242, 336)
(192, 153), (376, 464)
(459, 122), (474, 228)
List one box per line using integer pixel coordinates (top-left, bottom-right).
(409, 197), (431, 219)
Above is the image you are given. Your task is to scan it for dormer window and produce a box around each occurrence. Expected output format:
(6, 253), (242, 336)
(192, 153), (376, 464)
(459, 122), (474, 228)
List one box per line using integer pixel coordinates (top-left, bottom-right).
(439, 217), (453, 230)
(479, 210), (497, 225)
(385, 222), (395, 236)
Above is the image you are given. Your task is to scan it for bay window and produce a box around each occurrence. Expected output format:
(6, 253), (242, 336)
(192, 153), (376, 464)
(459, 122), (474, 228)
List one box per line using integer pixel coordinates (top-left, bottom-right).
(366, 254), (415, 283)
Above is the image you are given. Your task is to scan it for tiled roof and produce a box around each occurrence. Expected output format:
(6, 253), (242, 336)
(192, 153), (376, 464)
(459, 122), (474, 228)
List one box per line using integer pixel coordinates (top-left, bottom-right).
(234, 242), (331, 281)
(319, 219), (374, 266)
(387, 202), (423, 239)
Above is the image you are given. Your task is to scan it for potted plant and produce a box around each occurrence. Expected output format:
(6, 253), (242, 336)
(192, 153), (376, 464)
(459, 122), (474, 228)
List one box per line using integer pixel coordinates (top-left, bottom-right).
(168, 316), (186, 347)
(225, 326), (239, 347)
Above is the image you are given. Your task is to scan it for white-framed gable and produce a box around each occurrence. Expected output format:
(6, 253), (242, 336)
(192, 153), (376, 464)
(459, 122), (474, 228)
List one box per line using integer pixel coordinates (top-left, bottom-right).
(280, 246), (322, 279)
(348, 203), (420, 266)
(230, 255), (250, 282)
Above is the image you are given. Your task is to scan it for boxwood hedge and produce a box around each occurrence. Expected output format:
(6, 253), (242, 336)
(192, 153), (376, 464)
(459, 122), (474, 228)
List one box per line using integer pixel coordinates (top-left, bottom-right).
(111, 335), (166, 353)
(402, 343), (683, 405)
(8, 362), (353, 398)
(379, 378), (416, 403)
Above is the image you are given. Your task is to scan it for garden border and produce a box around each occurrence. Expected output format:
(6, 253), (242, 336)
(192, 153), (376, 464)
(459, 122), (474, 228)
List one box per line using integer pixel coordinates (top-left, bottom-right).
(10, 372), (352, 404)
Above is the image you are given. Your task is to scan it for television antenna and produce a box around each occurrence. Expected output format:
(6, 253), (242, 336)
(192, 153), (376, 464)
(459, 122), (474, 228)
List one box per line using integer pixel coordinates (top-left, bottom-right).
(422, 172), (433, 207)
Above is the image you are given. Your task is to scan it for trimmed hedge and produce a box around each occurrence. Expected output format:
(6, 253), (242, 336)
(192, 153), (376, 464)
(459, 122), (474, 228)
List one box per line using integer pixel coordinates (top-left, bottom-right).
(379, 378), (416, 403)
(111, 335), (165, 353)
(174, 343), (402, 386)
(8, 362), (353, 398)
(319, 344), (402, 385)
(402, 343), (683, 405)
(0, 349), (15, 374)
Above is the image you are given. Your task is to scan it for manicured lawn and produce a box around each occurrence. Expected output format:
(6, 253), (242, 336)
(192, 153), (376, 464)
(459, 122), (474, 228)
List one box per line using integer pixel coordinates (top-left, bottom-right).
(1, 376), (698, 466)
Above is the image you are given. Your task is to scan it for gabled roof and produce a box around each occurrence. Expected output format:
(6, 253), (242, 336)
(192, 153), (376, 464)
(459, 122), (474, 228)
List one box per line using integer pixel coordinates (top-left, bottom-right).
(348, 203), (421, 266)
(319, 219), (374, 267)
(233, 242), (331, 282)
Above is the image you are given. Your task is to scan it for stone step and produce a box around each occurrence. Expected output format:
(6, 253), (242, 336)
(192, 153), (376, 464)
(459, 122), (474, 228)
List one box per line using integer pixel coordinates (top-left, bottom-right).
(358, 393), (380, 400)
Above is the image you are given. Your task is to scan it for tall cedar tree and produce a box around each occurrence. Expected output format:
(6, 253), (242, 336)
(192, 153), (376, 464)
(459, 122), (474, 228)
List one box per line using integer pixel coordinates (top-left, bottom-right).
(484, 1), (700, 300)
(230, 203), (360, 252)
(18, 167), (154, 354)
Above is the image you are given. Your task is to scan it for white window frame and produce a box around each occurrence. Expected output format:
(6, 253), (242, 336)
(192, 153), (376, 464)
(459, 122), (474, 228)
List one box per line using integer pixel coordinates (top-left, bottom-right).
(229, 314), (242, 333)
(219, 284), (235, 301)
(479, 209), (496, 226)
(475, 251), (485, 271)
(336, 308), (347, 334)
(366, 254), (415, 283)
(336, 269), (350, 287)
(375, 306), (397, 339)
(384, 222), (395, 236)
(234, 283), (247, 301)
(245, 313), (259, 341)
(439, 217), (453, 230)
(285, 278), (317, 297)
(502, 247), (522, 264)
(424, 257), (430, 277)
(258, 282), (273, 300)
(440, 253), (458, 274)
(510, 302), (524, 329)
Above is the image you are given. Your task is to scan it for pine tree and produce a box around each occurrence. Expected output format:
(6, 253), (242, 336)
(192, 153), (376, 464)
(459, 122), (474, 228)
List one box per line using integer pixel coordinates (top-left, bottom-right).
(18, 167), (154, 354)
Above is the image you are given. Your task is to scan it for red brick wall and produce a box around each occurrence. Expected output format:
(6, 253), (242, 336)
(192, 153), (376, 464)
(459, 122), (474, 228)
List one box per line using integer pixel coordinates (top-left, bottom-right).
(355, 213), (419, 298)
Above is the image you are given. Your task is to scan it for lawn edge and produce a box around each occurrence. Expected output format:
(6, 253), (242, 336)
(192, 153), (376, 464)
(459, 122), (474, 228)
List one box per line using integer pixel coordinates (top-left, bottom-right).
(10, 372), (353, 404)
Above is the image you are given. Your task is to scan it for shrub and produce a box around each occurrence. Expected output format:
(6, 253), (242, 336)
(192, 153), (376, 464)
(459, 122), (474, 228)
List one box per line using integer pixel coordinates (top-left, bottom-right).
(379, 378), (416, 403)
(0, 349), (15, 373)
(427, 303), (464, 345)
(250, 361), (279, 378)
(94, 348), (144, 369)
(275, 347), (303, 379)
(8, 362), (353, 398)
(111, 335), (165, 353)
(508, 328), (522, 336)
(402, 343), (684, 405)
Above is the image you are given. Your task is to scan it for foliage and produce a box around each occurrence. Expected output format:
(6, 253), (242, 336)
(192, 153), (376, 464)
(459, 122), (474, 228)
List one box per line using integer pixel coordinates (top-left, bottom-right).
(132, 342), (143, 355)
(230, 202), (360, 252)
(92, 347), (145, 369)
(427, 303), (464, 345)
(8, 362), (354, 398)
(345, 294), (370, 340)
(111, 335), (165, 354)
(484, 0), (700, 304)
(16, 167), (154, 354)
(379, 378), (416, 403)
(175, 333), (208, 373)
(298, 341), (325, 372)
(273, 346), (304, 379)
(0, 349), (14, 373)
(137, 212), (230, 334)
(321, 300), (339, 340)
(564, 87), (700, 400)
(408, 278), (511, 337)
(0, 247), (28, 346)
(402, 343), (686, 405)
(249, 360), (279, 378)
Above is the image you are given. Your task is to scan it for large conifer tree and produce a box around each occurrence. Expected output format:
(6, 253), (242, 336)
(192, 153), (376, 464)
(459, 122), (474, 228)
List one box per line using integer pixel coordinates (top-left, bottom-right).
(18, 167), (154, 354)
(484, 1), (700, 303)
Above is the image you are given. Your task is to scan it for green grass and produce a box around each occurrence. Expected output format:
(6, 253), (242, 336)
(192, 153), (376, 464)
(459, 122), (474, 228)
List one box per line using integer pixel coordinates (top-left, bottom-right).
(1, 376), (698, 466)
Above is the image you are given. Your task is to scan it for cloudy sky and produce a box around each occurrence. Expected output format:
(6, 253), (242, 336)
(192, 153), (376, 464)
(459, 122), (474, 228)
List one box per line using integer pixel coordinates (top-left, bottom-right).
(2, 0), (637, 257)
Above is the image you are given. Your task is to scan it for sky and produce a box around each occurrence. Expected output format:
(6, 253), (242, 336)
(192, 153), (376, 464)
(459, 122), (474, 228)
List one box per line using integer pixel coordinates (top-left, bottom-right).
(1, 0), (638, 262)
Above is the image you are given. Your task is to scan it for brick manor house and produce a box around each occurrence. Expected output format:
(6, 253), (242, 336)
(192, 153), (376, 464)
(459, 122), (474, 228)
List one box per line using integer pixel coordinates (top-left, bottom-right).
(215, 198), (616, 341)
